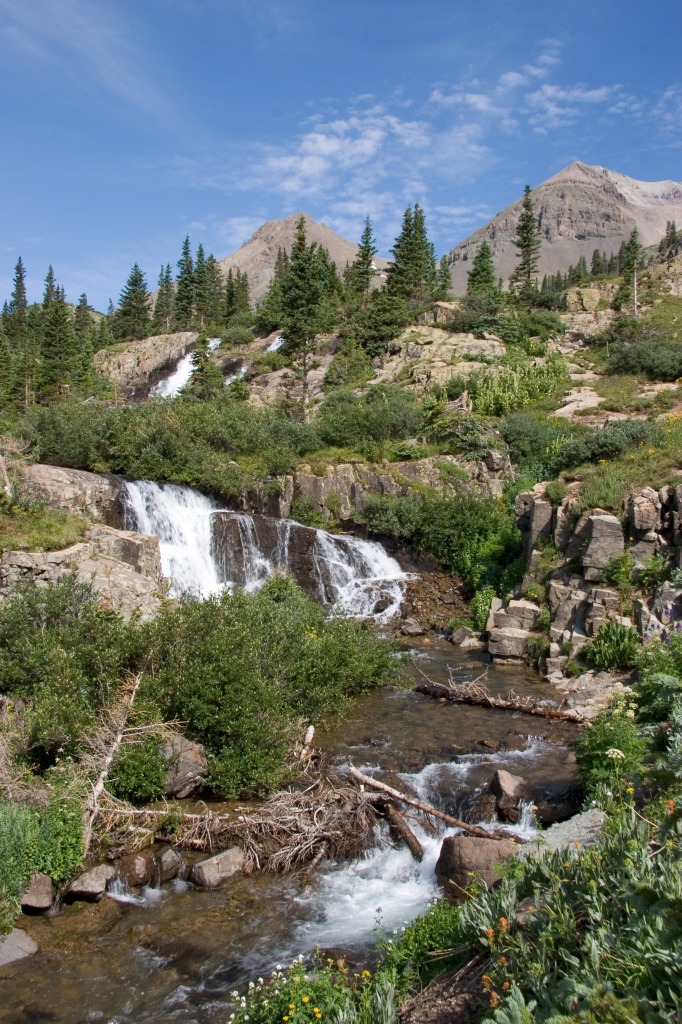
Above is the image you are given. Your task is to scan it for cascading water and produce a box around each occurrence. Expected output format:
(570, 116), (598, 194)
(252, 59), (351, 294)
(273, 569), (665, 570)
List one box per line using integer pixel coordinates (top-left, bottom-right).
(266, 334), (284, 352)
(122, 480), (223, 597)
(150, 337), (222, 398)
(123, 481), (410, 619)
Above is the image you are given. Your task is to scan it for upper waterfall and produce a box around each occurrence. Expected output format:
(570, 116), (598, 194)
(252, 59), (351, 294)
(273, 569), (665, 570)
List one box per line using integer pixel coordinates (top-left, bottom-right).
(122, 480), (409, 618)
(150, 337), (222, 398)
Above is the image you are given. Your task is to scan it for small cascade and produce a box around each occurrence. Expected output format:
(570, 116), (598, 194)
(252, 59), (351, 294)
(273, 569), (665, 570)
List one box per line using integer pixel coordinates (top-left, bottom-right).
(266, 334), (284, 352)
(225, 364), (247, 385)
(150, 337), (221, 398)
(122, 480), (223, 597)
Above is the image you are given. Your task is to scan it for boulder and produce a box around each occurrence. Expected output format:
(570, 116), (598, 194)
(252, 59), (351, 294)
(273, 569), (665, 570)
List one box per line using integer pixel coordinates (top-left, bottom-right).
(21, 872), (53, 913)
(161, 735), (209, 799)
(116, 852), (153, 887)
(488, 626), (531, 659)
(66, 863), (117, 902)
(629, 487), (661, 534)
(582, 514), (624, 581)
(401, 619), (425, 637)
(435, 836), (518, 898)
(190, 847), (245, 888)
(0, 929), (39, 967)
(493, 599), (541, 631)
(156, 846), (183, 883)
(450, 625), (473, 645)
(490, 770), (526, 823)
(20, 463), (121, 522)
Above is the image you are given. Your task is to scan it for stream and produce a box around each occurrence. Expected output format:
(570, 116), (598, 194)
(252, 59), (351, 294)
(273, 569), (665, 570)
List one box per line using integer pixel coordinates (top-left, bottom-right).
(0, 474), (577, 1024)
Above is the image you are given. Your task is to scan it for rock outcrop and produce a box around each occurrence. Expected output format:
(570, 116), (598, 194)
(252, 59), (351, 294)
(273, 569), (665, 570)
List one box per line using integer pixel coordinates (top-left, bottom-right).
(66, 864), (117, 902)
(0, 928), (39, 966)
(93, 332), (197, 394)
(190, 847), (245, 888)
(160, 736), (209, 799)
(21, 464), (122, 523)
(435, 836), (518, 899)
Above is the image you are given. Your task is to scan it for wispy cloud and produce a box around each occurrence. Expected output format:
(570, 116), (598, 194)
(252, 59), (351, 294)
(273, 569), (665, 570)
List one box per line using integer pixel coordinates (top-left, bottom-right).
(0, 0), (175, 124)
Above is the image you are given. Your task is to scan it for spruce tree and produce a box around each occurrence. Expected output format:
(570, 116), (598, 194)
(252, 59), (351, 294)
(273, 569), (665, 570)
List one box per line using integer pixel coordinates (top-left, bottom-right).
(183, 329), (224, 399)
(42, 266), (57, 309)
(74, 293), (93, 340)
(347, 215), (377, 297)
(40, 286), (78, 400)
(204, 254), (225, 325)
(7, 258), (36, 408)
(614, 229), (644, 316)
(175, 236), (195, 329)
(387, 203), (437, 310)
(152, 264), (175, 334)
(510, 185), (541, 308)
(435, 256), (452, 301)
(0, 320), (13, 409)
(194, 243), (209, 326)
(255, 249), (289, 333)
(115, 264), (150, 340)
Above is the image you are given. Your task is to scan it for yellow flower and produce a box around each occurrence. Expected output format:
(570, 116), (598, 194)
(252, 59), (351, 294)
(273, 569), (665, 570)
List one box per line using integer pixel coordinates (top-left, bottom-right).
(283, 1017), (289, 1021)
(361, 970), (371, 978)
(289, 1005), (295, 1011)
(302, 997), (309, 1004)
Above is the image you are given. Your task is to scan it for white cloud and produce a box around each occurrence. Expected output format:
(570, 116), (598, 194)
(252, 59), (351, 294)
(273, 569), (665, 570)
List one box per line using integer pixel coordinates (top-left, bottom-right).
(526, 83), (618, 130)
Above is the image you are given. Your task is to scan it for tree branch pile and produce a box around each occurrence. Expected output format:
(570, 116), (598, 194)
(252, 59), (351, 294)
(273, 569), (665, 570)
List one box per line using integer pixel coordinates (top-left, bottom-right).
(415, 670), (584, 722)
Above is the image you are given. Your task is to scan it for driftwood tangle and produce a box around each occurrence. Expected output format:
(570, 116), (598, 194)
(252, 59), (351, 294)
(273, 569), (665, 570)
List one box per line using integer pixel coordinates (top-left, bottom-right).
(415, 674), (584, 723)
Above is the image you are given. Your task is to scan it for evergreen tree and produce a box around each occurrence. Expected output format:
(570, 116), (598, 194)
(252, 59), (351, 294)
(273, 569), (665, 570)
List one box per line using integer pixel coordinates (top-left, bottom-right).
(387, 203), (437, 310)
(591, 249), (605, 277)
(614, 228), (645, 316)
(175, 236), (195, 329)
(183, 329), (224, 400)
(466, 241), (496, 297)
(40, 286), (78, 400)
(510, 185), (541, 308)
(0, 320), (13, 409)
(74, 293), (93, 340)
(255, 249), (289, 333)
(346, 215), (377, 297)
(42, 266), (57, 309)
(6, 257), (35, 408)
(575, 255), (589, 284)
(659, 220), (678, 257)
(204, 255), (225, 325)
(115, 264), (151, 340)
(435, 255), (452, 301)
(152, 264), (175, 334)
(194, 243), (209, 326)
(9, 257), (28, 319)
(281, 216), (337, 420)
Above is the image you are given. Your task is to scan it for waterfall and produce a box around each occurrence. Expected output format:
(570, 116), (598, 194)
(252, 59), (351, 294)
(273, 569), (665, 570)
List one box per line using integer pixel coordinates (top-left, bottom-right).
(150, 337), (221, 398)
(266, 334), (284, 352)
(122, 480), (223, 597)
(122, 480), (409, 619)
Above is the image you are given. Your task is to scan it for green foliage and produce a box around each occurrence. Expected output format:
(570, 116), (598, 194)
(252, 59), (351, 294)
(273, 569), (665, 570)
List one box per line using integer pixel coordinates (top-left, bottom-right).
(386, 204), (437, 312)
(575, 696), (647, 796)
(586, 620), (641, 671)
(450, 356), (569, 417)
(323, 345), (374, 391)
(343, 288), (411, 357)
(601, 553), (634, 604)
(109, 735), (166, 805)
(471, 584), (495, 631)
(510, 185), (541, 308)
(290, 496), (328, 529)
(0, 500), (86, 554)
(114, 263), (150, 341)
(143, 577), (396, 798)
(356, 490), (523, 592)
(634, 554), (669, 594)
(316, 385), (423, 454)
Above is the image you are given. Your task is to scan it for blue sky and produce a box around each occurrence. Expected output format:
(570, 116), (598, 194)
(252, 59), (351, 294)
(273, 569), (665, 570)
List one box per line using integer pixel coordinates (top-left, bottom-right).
(1, 0), (680, 310)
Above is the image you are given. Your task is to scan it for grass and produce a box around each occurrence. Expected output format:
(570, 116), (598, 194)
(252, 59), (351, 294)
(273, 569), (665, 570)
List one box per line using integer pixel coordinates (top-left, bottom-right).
(569, 412), (682, 512)
(646, 294), (682, 340)
(0, 507), (87, 554)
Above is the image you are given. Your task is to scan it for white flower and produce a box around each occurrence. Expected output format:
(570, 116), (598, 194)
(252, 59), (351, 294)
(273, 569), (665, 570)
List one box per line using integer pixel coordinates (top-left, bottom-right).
(249, 982), (255, 989)
(606, 748), (625, 760)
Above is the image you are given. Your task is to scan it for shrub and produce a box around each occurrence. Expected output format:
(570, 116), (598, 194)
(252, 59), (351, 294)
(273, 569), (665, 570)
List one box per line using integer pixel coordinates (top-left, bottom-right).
(575, 698), (648, 796)
(322, 345), (374, 391)
(109, 736), (167, 805)
(471, 585), (495, 631)
(459, 356), (569, 417)
(587, 620), (641, 671)
(601, 553), (634, 604)
(316, 385), (423, 451)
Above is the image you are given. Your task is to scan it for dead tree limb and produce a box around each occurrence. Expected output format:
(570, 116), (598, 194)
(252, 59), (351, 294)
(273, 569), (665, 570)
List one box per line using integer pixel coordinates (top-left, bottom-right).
(415, 677), (583, 723)
(348, 766), (513, 842)
(384, 802), (424, 861)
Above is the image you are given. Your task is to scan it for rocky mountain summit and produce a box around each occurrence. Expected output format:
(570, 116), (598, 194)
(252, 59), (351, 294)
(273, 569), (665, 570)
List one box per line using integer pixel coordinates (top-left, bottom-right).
(218, 212), (390, 304)
(446, 162), (682, 293)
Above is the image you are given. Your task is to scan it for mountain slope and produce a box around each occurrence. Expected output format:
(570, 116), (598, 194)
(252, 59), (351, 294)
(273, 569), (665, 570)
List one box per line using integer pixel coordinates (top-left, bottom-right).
(446, 162), (682, 294)
(218, 213), (390, 305)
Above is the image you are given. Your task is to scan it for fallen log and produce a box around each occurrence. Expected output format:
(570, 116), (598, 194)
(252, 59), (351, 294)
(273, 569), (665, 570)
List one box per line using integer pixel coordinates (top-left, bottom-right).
(348, 766), (513, 842)
(384, 802), (424, 861)
(415, 678), (584, 722)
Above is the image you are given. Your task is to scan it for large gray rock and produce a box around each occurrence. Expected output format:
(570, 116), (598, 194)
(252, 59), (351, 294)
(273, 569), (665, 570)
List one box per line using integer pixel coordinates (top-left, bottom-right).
(156, 846), (183, 883)
(116, 852), (154, 887)
(20, 463), (121, 522)
(629, 487), (661, 533)
(488, 626), (531, 659)
(93, 331), (198, 393)
(490, 770), (526, 823)
(21, 872), (53, 912)
(161, 735), (209, 799)
(581, 515), (624, 581)
(66, 863), (116, 902)
(190, 847), (245, 888)
(0, 929), (39, 966)
(493, 599), (541, 631)
(435, 836), (518, 898)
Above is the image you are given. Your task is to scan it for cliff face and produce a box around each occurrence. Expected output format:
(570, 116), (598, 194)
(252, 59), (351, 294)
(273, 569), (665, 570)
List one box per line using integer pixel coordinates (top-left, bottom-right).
(217, 213), (390, 305)
(93, 331), (197, 394)
(446, 162), (682, 294)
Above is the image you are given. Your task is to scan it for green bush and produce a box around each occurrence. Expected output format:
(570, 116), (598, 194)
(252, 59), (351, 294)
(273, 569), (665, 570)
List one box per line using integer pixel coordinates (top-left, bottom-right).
(575, 698), (648, 796)
(586, 619), (641, 671)
(322, 345), (374, 391)
(109, 735), (167, 805)
(316, 385), (423, 452)
(450, 355), (569, 417)
(471, 585), (495, 631)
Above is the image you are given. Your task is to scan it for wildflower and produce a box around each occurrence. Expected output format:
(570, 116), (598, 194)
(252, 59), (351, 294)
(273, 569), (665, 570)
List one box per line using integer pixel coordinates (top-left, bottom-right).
(283, 1017), (289, 1021)
(289, 1005), (296, 1011)
(482, 975), (492, 991)
(231, 991), (240, 999)
(302, 997), (310, 1004)
(489, 992), (501, 1008)
(666, 799), (675, 813)
(362, 970), (371, 978)
(626, 786), (634, 794)
(498, 956), (507, 965)
(502, 982), (511, 990)
(498, 917), (508, 931)
(485, 928), (495, 940)
(606, 748), (625, 760)
(249, 982), (255, 989)
(574, 841), (581, 848)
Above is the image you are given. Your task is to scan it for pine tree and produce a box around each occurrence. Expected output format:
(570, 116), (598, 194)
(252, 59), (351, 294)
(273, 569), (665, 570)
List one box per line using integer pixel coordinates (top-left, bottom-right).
(575, 255), (589, 284)
(591, 249), (605, 277)
(466, 241), (496, 297)
(115, 264), (151, 340)
(152, 264), (175, 334)
(9, 257), (28, 319)
(204, 254), (225, 325)
(174, 236), (195, 329)
(7, 257), (36, 408)
(40, 286), (78, 400)
(510, 185), (541, 308)
(255, 249), (289, 333)
(194, 243), (209, 327)
(0, 320), (13, 409)
(435, 255), (452, 301)
(42, 266), (57, 309)
(182, 329), (224, 400)
(74, 293), (93, 340)
(659, 220), (678, 257)
(614, 229), (645, 316)
(281, 216), (336, 420)
(347, 215), (377, 297)
(387, 203), (437, 310)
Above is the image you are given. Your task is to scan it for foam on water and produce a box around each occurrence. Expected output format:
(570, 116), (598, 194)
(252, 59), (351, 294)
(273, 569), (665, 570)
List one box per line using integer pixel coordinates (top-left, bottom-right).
(150, 337), (221, 398)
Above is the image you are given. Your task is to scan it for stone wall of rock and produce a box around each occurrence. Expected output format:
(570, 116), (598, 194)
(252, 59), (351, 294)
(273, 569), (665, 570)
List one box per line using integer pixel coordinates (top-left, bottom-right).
(0, 526), (164, 621)
(21, 464), (123, 524)
(489, 481), (682, 673)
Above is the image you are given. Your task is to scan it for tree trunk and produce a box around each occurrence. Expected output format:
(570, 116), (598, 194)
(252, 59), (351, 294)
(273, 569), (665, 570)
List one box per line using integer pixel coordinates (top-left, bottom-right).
(415, 680), (583, 722)
(384, 802), (424, 861)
